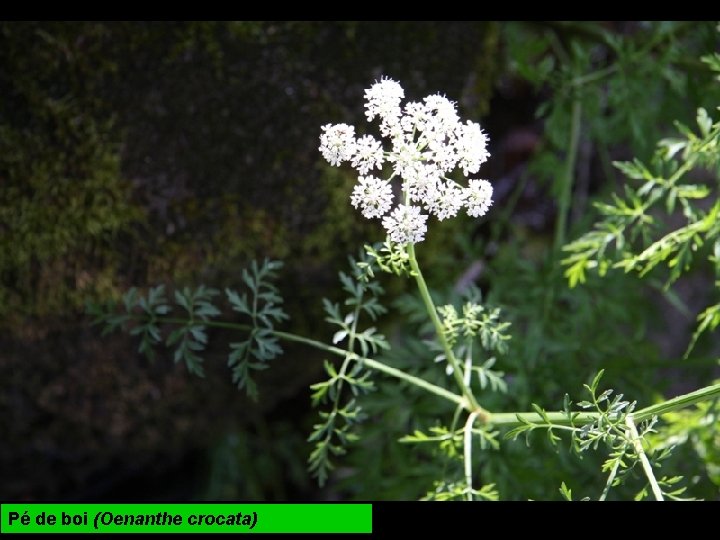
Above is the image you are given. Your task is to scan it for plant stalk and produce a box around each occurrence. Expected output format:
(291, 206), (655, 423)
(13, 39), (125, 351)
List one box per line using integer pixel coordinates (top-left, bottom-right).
(151, 317), (720, 424)
(464, 410), (481, 501)
(554, 93), (582, 252)
(407, 243), (483, 414)
(626, 416), (664, 501)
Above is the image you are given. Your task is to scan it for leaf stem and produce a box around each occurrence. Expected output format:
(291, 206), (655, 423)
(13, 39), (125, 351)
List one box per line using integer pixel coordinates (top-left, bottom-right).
(599, 443), (628, 501)
(361, 357), (466, 408)
(153, 316), (467, 408)
(149, 317), (720, 424)
(274, 331), (467, 407)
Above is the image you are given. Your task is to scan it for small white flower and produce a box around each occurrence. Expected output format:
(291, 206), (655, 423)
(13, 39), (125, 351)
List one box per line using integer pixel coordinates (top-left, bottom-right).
(388, 136), (423, 178)
(319, 123), (356, 166)
(429, 143), (458, 173)
(426, 181), (466, 221)
(422, 94), (460, 145)
(350, 134), (384, 174)
(464, 179), (493, 217)
(455, 121), (489, 175)
(424, 94), (459, 128)
(364, 77), (405, 123)
(382, 204), (428, 244)
(350, 176), (394, 219)
(403, 162), (442, 204)
(380, 116), (404, 139)
(401, 101), (430, 133)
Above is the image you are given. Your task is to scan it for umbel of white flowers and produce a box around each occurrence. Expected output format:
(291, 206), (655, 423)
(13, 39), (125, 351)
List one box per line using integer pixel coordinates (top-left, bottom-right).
(319, 77), (493, 244)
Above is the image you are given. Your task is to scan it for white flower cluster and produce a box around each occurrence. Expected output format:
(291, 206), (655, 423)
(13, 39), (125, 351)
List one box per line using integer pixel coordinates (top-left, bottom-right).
(319, 77), (493, 244)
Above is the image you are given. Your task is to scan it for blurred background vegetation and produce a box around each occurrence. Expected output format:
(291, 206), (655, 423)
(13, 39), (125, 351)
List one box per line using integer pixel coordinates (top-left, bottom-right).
(2, 21), (719, 501)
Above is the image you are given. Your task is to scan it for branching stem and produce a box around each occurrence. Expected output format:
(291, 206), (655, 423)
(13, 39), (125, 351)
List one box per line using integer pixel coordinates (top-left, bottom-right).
(626, 415), (664, 501)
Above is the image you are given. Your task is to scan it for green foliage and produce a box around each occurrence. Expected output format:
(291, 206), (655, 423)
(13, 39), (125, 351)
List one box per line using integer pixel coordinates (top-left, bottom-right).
(647, 396), (720, 488)
(363, 241), (415, 278)
(437, 291), (511, 354)
(334, 282), (511, 499)
(308, 253), (388, 486)
(89, 259), (288, 399)
(422, 481), (499, 501)
(564, 106), (720, 283)
(564, 106), (720, 356)
(226, 261), (289, 399)
(506, 370), (695, 500)
(505, 22), (720, 162)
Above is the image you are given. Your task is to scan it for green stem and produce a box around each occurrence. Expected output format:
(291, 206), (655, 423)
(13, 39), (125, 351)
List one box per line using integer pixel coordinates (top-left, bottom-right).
(158, 317), (254, 332)
(572, 64), (618, 88)
(554, 93), (582, 252)
(407, 243), (483, 414)
(464, 411), (481, 501)
(488, 382), (720, 427)
(489, 411), (600, 428)
(633, 382), (720, 421)
(154, 316), (467, 408)
(361, 357), (466, 408)
(599, 442), (628, 501)
(150, 317), (720, 423)
(326, 295), (364, 421)
(626, 416), (664, 501)
(275, 331), (467, 407)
